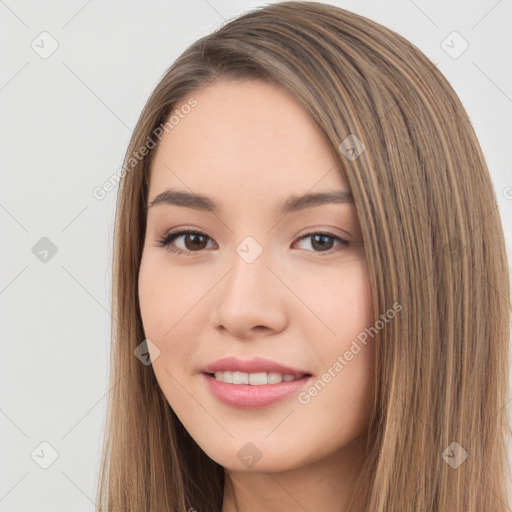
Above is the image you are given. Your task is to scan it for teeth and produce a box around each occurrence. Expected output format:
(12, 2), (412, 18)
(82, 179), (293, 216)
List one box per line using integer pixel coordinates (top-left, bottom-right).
(213, 371), (300, 385)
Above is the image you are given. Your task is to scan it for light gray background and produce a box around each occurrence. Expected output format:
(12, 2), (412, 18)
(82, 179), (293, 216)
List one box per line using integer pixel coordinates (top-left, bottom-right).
(1, 1), (511, 510)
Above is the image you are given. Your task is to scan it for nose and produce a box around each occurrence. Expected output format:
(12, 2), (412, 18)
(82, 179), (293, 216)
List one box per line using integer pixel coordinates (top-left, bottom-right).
(209, 249), (288, 340)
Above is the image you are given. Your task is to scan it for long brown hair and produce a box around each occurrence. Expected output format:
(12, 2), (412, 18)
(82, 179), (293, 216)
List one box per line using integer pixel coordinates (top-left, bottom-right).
(96, 2), (511, 510)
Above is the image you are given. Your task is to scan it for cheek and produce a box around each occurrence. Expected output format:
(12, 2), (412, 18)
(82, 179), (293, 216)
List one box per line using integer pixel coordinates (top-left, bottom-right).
(292, 258), (374, 344)
(295, 260), (375, 423)
(138, 252), (207, 337)
(137, 252), (216, 383)
(138, 255), (176, 336)
(138, 254), (191, 369)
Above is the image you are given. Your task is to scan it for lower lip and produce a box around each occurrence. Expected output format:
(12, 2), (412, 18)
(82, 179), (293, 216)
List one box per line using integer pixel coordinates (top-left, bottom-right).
(202, 372), (312, 409)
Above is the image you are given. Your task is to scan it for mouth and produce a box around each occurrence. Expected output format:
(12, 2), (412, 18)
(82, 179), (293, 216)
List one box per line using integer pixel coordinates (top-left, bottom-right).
(201, 371), (313, 409)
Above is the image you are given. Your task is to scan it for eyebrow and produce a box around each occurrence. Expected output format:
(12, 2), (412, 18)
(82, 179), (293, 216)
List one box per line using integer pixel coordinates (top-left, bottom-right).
(148, 188), (354, 215)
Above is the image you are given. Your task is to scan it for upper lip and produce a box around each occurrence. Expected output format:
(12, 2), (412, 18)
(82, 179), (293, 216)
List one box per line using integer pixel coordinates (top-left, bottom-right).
(201, 356), (312, 378)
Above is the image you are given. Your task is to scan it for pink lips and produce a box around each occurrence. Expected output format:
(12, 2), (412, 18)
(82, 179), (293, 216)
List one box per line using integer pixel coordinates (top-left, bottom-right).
(201, 356), (313, 409)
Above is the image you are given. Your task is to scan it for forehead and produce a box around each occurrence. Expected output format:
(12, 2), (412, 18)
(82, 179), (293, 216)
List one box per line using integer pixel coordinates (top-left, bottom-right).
(148, 79), (348, 204)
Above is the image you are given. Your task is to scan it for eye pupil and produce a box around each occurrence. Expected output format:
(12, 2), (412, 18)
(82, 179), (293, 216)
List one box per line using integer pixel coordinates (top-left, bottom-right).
(185, 233), (207, 251)
(311, 234), (334, 251)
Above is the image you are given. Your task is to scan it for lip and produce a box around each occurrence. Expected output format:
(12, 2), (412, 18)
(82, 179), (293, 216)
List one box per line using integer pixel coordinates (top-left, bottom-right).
(200, 356), (313, 409)
(201, 356), (311, 377)
(201, 372), (313, 409)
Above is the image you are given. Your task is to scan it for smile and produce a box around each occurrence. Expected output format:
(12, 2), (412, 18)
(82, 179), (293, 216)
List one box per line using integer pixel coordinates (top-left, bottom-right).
(202, 372), (312, 409)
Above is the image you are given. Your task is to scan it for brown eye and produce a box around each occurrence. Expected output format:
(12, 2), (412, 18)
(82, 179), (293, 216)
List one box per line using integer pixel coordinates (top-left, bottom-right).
(157, 230), (216, 255)
(182, 233), (209, 251)
(294, 232), (349, 254)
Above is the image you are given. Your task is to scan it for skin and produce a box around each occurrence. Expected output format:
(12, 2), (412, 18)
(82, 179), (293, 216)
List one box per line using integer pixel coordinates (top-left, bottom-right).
(138, 79), (376, 511)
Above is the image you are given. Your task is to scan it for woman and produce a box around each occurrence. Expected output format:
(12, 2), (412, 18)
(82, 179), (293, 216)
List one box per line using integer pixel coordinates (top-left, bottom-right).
(96, 2), (511, 510)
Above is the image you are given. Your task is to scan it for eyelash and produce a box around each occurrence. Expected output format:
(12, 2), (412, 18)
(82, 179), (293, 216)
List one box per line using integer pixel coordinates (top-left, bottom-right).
(156, 229), (349, 256)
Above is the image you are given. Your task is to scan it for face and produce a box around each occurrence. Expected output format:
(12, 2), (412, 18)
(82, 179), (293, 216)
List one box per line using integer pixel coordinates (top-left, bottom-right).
(138, 79), (375, 473)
